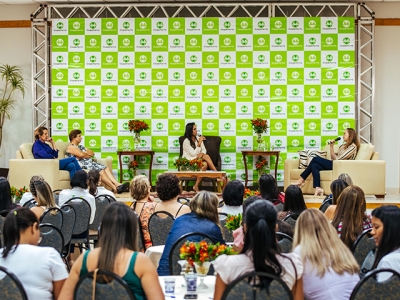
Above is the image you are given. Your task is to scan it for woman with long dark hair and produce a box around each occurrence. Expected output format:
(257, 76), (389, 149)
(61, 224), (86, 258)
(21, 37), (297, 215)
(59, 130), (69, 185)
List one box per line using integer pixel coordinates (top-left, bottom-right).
(370, 205), (400, 281)
(293, 128), (360, 196)
(87, 169), (115, 198)
(182, 122), (220, 192)
(278, 185), (307, 220)
(259, 174), (285, 203)
(0, 177), (17, 215)
(0, 208), (68, 299)
(59, 202), (163, 299)
(324, 179), (349, 221)
(213, 200), (303, 300)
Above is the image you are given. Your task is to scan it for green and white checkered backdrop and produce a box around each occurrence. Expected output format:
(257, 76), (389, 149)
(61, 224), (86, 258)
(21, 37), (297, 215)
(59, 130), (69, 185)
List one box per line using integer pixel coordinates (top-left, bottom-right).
(51, 17), (356, 185)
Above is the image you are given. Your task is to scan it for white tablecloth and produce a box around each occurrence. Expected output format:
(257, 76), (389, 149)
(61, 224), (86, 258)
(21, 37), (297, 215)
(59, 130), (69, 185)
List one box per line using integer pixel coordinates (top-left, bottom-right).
(159, 275), (216, 300)
(145, 245), (165, 268)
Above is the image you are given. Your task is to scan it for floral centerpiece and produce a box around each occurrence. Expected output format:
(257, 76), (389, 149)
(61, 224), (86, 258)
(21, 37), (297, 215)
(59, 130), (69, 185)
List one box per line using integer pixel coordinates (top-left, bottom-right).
(174, 157), (203, 171)
(255, 156), (268, 176)
(188, 158), (203, 171)
(11, 186), (29, 203)
(174, 157), (190, 170)
(128, 160), (139, 177)
(225, 213), (242, 232)
(244, 188), (260, 198)
(128, 120), (149, 150)
(250, 118), (269, 150)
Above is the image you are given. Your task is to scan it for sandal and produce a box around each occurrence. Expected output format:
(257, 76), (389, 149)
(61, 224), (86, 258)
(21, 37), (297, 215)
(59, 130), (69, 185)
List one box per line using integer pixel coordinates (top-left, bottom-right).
(314, 187), (324, 197)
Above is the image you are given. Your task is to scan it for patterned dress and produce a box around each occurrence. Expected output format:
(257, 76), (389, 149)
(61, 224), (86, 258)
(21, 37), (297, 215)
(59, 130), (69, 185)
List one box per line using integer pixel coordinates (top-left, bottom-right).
(66, 144), (106, 172)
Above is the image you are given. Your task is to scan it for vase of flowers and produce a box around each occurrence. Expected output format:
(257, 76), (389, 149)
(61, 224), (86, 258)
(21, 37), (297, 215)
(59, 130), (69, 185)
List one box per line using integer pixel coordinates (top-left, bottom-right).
(128, 160), (139, 177)
(188, 158), (203, 171)
(11, 186), (29, 203)
(174, 157), (190, 171)
(244, 188), (260, 198)
(251, 118), (269, 150)
(128, 120), (149, 150)
(255, 156), (269, 177)
(225, 214), (242, 232)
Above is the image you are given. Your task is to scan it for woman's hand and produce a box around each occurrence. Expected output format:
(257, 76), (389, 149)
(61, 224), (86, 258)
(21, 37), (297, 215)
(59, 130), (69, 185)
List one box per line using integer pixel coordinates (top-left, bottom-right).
(329, 139), (337, 145)
(196, 153), (204, 159)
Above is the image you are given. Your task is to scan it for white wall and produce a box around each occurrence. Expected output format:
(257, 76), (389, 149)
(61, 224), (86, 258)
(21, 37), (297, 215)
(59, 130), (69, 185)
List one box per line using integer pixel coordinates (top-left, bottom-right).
(0, 3), (399, 192)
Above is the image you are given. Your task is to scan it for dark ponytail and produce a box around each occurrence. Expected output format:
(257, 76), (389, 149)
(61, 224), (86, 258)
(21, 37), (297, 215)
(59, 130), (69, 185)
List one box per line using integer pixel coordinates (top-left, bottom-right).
(88, 170), (100, 197)
(242, 200), (282, 279)
(2, 208), (38, 258)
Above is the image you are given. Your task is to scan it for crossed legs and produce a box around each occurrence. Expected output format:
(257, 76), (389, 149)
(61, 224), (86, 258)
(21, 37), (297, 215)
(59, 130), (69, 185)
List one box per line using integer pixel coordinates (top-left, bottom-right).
(193, 154), (226, 192)
(99, 168), (121, 192)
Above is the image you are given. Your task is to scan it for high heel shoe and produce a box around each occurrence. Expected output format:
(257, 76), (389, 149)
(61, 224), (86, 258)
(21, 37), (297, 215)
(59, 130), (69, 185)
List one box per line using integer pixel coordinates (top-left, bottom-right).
(314, 187), (324, 197)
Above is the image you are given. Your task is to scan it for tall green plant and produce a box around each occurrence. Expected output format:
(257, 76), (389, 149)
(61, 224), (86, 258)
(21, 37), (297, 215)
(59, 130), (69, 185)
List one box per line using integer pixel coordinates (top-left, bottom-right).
(0, 64), (25, 148)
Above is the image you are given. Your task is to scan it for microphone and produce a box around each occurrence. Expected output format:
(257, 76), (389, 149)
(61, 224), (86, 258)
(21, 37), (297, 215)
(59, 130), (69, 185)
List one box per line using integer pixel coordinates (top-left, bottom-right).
(328, 137), (341, 145)
(197, 132), (209, 144)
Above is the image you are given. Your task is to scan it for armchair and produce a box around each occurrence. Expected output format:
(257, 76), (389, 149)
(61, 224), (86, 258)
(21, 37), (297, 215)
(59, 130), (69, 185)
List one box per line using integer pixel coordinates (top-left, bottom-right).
(284, 143), (386, 198)
(9, 142), (112, 190)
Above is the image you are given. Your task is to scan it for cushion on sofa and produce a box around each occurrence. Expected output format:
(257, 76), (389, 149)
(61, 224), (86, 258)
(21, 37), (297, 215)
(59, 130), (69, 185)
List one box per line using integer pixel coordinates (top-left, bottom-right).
(355, 143), (374, 160)
(298, 150), (327, 169)
(19, 143), (34, 159)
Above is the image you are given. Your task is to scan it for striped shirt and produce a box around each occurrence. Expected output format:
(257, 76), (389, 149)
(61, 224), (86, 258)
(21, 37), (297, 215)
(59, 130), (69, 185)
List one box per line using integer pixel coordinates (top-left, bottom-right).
(337, 218), (372, 238)
(335, 143), (357, 160)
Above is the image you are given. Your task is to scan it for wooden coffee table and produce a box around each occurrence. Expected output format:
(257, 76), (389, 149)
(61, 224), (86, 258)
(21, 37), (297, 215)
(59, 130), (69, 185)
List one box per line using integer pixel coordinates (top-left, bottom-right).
(164, 171), (227, 192)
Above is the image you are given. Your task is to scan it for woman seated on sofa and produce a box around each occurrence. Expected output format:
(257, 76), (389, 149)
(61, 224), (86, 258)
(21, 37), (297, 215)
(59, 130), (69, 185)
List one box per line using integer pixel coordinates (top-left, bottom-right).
(32, 126), (82, 179)
(30, 180), (58, 220)
(292, 128), (360, 196)
(66, 129), (126, 194)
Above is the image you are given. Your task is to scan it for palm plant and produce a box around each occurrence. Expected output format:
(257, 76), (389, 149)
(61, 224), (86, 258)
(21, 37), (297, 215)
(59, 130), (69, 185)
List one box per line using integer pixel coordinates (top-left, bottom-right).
(0, 64), (26, 148)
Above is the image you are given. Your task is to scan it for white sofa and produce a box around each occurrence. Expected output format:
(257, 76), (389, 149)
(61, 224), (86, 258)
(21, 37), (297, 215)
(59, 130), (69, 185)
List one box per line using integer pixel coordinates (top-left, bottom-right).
(9, 142), (112, 190)
(284, 144), (386, 198)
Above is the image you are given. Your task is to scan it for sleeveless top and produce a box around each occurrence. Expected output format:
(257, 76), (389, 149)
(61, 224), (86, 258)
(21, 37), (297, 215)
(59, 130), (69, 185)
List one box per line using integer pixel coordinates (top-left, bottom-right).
(80, 250), (146, 300)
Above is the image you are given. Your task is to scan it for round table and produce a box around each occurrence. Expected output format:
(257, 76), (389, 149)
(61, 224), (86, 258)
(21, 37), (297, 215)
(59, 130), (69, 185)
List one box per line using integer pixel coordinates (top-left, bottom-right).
(145, 245), (165, 268)
(158, 275), (216, 299)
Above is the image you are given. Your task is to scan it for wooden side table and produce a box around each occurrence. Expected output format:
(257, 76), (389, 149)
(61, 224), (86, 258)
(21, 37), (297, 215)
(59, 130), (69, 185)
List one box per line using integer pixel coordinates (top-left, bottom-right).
(241, 150), (281, 188)
(117, 151), (155, 184)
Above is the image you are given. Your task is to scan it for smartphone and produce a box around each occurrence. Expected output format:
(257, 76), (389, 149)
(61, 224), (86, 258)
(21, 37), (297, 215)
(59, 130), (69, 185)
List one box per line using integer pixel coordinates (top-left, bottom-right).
(184, 294), (198, 299)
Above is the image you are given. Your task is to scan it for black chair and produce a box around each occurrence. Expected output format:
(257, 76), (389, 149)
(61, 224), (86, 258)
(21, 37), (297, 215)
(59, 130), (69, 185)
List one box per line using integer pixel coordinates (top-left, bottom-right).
(283, 213), (300, 228)
(219, 212), (234, 243)
(74, 269), (136, 300)
(360, 249), (376, 279)
(276, 232), (293, 253)
(98, 194), (117, 203)
(178, 136), (222, 191)
(177, 197), (190, 205)
(39, 223), (64, 255)
(221, 271), (293, 300)
(40, 207), (63, 230)
(89, 195), (111, 246)
(148, 211), (175, 246)
(272, 199), (284, 212)
(319, 198), (331, 213)
(22, 199), (37, 209)
(0, 266), (28, 300)
(350, 268), (400, 300)
(60, 204), (76, 270)
(53, 189), (62, 206)
(351, 228), (375, 266)
(132, 210), (145, 252)
(63, 197), (92, 253)
(168, 232), (217, 275)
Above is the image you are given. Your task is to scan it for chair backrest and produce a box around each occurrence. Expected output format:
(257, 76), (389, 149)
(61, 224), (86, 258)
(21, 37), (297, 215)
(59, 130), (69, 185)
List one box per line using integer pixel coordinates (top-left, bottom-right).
(177, 197), (190, 205)
(0, 215), (4, 248)
(74, 269), (136, 300)
(90, 195), (111, 231)
(359, 249), (375, 279)
(53, 189), (62, 206)
(148, 211), (175, 246)
(63, 197), (91, 236)
(40, 207), (63, 230)
(22, 199), (37, 209)
(169, 232), (217, 275)
(283, 213), (300, 227)
(350, 268), (400, 300)
(179, 136), (222, 170)
(351, 228), (375, 266)
(276, 232), (293, 253)
(221, 271), (293, 300)
(98, 194), (117, 203)
(39, 223), (64, 254)
(0, 266), (28, 300)
(132, 210), (144, 252)
(60, 204), (76, 247)
(219, 212), (234, 243)
(272, 199), (284, 212)
(319, 198), (331, 213)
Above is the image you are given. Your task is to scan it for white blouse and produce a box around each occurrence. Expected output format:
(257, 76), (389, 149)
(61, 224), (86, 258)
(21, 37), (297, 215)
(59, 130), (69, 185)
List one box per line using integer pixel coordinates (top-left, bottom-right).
(182, 138), (206, 160)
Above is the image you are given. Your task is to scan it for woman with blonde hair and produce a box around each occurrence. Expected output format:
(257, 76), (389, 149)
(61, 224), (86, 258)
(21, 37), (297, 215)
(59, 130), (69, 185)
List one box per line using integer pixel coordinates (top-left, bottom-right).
(331, 185), (371, 249)
(157, 191), (225, 275)
(30, 180), (57, 220)
(293, 209), (359, 299)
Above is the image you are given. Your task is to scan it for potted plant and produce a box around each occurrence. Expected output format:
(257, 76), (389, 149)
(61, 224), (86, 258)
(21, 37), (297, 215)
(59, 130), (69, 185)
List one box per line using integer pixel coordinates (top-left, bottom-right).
(0, 64), (26, 149)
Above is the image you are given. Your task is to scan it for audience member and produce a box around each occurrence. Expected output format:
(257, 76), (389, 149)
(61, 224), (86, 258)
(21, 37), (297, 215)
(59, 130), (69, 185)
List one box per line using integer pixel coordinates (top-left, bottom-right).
(87, 169), (115, 198)
(0, 177), (18, 216)
(157, 191), (225, 276)
(219, 180), (244, 219)
(331, 185), (372, 249)
(20, 175), (44, 206)
(59, 202), (163, 300)
(293, 209), (359, 299)
(278, 185), (307, 220)
(259, 174), (285, 203)
(338, 173), (353, 185)
(0, 208), (67, 299)
(371, 205), (400, 281)
(30, 180), (57, 220)
(59, 170), (96, 224)
(324, 179), (349, 220)
(213, 200), (303, 300)
(277, 219), (294, 238)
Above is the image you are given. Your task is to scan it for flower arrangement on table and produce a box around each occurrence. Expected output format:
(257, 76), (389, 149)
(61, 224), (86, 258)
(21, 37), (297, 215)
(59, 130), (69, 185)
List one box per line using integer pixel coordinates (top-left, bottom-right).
(128, 120), (149, 133)
(250, 118), (269, 134)
(174, 157), (203, 171)
(128, 159), (139, 176)
(244, 188), (260, 198)
(255, 156), (269, 176)
(225, 213), (242, 232)
(11, 186), (29, 203)
(180, 240), (236, 267)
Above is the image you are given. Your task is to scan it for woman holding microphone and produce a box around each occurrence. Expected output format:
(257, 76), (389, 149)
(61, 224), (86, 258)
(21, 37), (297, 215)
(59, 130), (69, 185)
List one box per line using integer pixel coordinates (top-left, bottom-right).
(293, 128), (360, 196)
